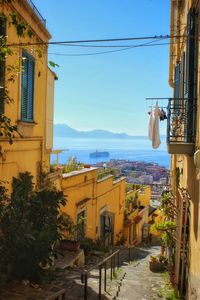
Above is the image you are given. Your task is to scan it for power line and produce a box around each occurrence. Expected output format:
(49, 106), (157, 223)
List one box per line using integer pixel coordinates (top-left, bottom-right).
(49, 31), (186, 48)
(8, 34), (186, 47)
(47, 41), (173, 57)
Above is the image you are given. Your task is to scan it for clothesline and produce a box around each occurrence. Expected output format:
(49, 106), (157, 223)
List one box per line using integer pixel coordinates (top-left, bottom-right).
(148, 106), (168, 108)
(145, 99), (168, 110)
(145, 97), (170, 100)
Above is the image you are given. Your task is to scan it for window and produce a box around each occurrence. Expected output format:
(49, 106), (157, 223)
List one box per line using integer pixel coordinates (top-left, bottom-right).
(174, 63), (181, 99)
(185, 8), (196, 99)
(0, 14), (6, 114)
(77, 210), (85, 242)
(21, 51), (35, 121)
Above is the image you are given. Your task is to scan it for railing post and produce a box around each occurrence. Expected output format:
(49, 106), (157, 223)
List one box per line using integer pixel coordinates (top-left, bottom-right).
(113, 255), (115, 275)
(99, 265), (102, 300)
(128, 247), (131, 261)
(81, 273), (84, 284)
(117, 251), (120, 268)
(110, 257), (113, 281)
(104, 261), (107, 292)
(84, 274), (88, 300)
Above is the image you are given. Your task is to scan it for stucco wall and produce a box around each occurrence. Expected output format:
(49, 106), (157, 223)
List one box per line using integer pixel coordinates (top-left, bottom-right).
(169, 0), (200, 298)
(0, 1), (53, 189)
(61, 168), (126, 243)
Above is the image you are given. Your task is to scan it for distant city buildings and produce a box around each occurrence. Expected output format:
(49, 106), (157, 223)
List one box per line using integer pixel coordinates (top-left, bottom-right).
(94, 159), (168, 187)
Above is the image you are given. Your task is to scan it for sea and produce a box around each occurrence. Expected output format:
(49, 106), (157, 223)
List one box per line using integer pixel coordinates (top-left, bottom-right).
(52, 136), (170, 169)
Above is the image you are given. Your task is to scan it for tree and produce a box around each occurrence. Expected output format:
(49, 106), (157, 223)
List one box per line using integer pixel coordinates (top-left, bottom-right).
(0, 172), (67, 280)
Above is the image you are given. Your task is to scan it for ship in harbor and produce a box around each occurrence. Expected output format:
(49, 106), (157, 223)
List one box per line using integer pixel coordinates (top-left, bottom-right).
(89, 150), (109, 158)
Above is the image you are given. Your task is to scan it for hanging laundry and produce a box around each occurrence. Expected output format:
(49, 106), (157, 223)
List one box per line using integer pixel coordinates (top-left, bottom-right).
(159, 108), (167, 121)
(148, 108), (154, 140)
(152, 102), (161, 149)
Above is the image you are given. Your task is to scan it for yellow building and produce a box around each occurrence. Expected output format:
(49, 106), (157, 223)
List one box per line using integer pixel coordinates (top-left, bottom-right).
(0, 0), (56, 189)
(124, 185), (151, 245)
(168, 1), (200, 298)
(60, 167), (126, 245)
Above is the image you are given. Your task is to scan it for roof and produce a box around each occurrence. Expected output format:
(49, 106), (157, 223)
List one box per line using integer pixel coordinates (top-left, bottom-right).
(62, 167), (98, 179)
(12, 0), (51, 40)
(48, 67), (58, 80)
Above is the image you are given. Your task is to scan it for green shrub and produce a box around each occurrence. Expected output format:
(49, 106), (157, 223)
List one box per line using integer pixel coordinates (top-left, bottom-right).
(0, 172), (67, 281)
(80, 237), (94, 254)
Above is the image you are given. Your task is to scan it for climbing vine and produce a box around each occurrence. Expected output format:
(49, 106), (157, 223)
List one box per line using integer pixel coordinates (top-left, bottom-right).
(0, 1), (58, 144)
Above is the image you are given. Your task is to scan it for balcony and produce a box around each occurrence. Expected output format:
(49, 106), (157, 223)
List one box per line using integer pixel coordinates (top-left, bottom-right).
(167, 98), (196, 155)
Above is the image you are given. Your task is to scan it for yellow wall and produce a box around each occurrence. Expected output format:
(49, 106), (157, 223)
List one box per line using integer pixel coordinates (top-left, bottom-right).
(0, 1), (54, 189)
(46, 69), (57, 151)
(61, 167), (126, 244)
(124, 185), (151, 245)
(127, 185), (151, 207)
(169, 0), (200, 298)
(124, 209), (138, 246)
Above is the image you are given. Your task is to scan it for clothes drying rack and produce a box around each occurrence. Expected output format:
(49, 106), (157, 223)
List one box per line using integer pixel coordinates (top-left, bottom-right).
(145, 97), (169, 109)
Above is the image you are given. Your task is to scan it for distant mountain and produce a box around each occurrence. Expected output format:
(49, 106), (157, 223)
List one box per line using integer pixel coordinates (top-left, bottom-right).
(54, 124), (148, 139)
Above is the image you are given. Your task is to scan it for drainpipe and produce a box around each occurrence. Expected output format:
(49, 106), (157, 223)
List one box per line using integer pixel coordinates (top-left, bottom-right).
(169, 0), (175, 88)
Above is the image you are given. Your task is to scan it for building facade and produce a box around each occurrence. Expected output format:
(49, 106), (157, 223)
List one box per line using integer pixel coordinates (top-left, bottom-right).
(60, 167), (126, 245)
(124, 185), (151, 246)
(0, 0), (56, 190)
(168, 0), (200, 298)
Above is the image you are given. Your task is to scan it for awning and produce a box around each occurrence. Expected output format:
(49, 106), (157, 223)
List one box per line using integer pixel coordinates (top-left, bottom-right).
(133, 215), (142, 224)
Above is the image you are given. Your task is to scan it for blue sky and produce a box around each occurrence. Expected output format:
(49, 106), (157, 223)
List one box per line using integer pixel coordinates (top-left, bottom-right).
(34, 0), (171, 135)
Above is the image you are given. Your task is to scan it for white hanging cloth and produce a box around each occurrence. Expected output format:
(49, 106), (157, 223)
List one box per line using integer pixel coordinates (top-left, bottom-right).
(148, 101), (161, 148)
(152, 102), (161, 149)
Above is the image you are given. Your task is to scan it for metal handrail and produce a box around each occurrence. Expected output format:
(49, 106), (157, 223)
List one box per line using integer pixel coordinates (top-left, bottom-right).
(81, 249), (120, 300)
(26, 0), (46, 26)
(45, 289), (66, 300)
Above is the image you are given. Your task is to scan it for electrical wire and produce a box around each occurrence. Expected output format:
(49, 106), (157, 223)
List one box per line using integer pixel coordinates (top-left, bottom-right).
(47, 41), (173, 57)
(7, 34), (186, 47)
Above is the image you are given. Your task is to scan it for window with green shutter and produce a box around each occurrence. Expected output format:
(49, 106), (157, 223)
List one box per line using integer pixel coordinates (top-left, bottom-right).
(0, 14), (6, 114)
(185, 8), (196, 99)
(21, 51), (35, 122)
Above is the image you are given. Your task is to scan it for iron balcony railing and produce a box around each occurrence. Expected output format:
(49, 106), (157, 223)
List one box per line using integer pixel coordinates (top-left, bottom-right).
(27, 0), (46, 26)
(167, 98), (196, 144)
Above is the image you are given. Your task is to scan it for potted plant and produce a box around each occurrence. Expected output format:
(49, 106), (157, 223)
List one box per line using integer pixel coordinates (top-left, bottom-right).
(59, 239), (80, 251)
(149, 254), (167, 272)
(58, 213), (80, 251)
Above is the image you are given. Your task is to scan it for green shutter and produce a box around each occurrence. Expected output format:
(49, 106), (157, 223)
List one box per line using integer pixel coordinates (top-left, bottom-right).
(21, 51), (35, 121)
(185, 8), (197, 142)
(0, 14), (6, 114)
(21, 56), (28, 120)
(185, 8), (196, 99)
(174, 63), (181, 99)
(181, 52), (185, 98)
(27, 57), (34, 120)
